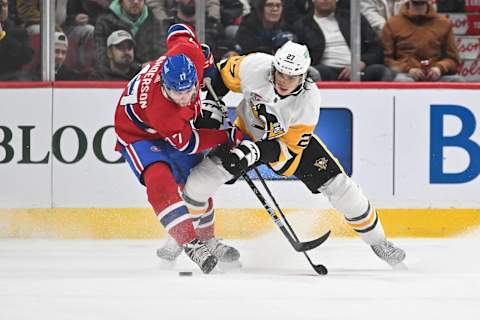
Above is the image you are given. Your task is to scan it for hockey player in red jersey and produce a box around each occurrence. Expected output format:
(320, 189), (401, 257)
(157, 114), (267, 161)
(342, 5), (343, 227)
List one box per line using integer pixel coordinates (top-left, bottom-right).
(114, 24), (241, 274)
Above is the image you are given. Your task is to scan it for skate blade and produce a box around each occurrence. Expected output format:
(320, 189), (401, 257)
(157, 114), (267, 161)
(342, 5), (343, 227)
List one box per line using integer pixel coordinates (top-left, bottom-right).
(158, 259), (176, 270)
(391, 262), (408, 271)
(217, 260), (242, 272)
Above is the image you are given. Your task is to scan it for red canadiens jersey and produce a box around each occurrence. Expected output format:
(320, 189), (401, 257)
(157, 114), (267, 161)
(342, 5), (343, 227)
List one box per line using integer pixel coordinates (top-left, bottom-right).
(114, 24), (228, 154)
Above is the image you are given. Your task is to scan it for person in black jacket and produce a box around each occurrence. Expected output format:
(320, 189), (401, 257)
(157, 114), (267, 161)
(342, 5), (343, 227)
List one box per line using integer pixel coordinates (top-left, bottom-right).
(160, 0), (225, 59)
(0, 0), (34, 81)
(282, 0), (313, 26)
(61, 0), (111, 77)
(235, 0), (292, 54)
(54, 32), (81, 80)
(293, 0), (391, 81)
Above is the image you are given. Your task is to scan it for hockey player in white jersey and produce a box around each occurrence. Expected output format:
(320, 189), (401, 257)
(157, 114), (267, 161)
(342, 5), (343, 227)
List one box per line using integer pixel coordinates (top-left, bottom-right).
(158, 41), (406, 268)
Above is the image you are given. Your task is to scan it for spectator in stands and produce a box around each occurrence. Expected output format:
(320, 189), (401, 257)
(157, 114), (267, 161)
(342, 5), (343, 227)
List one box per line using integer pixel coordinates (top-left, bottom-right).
(0, 0), (34, 81)
(7, 0), (20, 25)
(360, 0), (404, 34)
(89, 29), (140, 80)
(145, 0), (173, 21)
(282, 0), (313, 27)
(238, 0), (251, 16)
(235, 0), (293, 54)
(61, 1), (111, 77)
(65, 0), (111, 28)
(16, 0), (41, 34)
(16, 0), (68, 34)
(381, 0), (463, 82)
(293, 0), (390, 81)
(94, 0), (165, 73)
(1, 0), (7, 23)
(146, 0), (221, 24)
(54, 31), (81, 80)
(161, 0), (225, 58)
(215, 38), (241, 59)
(220, 0), (245, 40)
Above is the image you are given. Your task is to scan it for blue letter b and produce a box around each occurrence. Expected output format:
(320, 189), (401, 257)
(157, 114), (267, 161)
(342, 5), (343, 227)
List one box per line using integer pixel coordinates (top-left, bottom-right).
(430, 104), (480, 184)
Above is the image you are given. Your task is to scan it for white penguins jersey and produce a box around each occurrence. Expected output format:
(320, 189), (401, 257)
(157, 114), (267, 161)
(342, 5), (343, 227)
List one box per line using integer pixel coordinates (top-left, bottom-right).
(217, 53), (321, 176)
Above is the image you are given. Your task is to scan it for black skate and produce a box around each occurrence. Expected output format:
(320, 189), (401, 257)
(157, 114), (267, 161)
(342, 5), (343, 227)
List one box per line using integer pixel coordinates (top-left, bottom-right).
(184, 239), (218, 274)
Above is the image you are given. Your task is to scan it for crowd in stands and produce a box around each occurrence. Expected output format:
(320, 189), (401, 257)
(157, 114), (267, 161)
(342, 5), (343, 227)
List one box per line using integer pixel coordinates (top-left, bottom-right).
(0, 0), (470, 82)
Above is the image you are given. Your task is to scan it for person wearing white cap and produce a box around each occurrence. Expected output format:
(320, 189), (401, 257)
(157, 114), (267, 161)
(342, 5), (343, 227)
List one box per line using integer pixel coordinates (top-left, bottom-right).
(54, 31), (80, 80)
(89, 30), (141, 80)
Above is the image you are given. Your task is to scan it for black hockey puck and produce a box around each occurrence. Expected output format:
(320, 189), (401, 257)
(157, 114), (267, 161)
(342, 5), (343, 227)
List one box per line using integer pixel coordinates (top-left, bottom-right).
(178, 271), (193, 276)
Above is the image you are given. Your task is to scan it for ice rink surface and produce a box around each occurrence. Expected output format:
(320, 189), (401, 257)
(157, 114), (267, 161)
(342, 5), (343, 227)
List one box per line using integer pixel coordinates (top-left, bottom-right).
(1, 236), (479, 320)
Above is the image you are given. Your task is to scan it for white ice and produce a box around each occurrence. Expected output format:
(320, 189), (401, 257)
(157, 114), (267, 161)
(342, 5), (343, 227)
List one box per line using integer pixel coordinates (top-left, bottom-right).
(1, 236), (479, 320)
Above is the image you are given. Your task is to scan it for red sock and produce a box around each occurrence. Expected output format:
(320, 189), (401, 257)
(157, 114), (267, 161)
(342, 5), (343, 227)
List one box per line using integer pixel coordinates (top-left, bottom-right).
(143, 163), (196, 245)
(196, 198), (215, 240)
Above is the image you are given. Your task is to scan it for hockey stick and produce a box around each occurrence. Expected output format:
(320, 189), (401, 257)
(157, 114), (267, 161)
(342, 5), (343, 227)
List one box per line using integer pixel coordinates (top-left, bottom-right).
(241, 167), (330, 253)
(204, 78), (330, 269)
(251, 168), (329, 274)
(241, 170), (329, 274)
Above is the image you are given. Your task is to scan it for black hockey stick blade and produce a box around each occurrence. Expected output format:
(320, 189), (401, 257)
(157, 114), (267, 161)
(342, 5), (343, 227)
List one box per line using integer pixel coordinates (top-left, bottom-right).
(304, 252), (328, 275)
(288, 229), (331, 252)
(242, 171), (331, 252)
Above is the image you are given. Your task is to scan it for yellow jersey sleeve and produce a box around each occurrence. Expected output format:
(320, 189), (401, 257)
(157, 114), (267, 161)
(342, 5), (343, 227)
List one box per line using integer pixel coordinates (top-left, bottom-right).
(217, 56), (245, 93)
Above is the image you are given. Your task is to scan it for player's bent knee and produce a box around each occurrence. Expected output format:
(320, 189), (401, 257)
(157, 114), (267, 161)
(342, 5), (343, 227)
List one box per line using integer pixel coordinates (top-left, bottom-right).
(319, 173), (369, 218)
(182, 190), (208, 208)
(143, 162), (182, 213)
(183, 157), (232, 203)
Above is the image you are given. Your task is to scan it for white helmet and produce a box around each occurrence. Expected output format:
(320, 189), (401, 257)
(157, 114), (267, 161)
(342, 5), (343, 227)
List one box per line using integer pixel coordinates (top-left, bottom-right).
(273, 41), (311, 76)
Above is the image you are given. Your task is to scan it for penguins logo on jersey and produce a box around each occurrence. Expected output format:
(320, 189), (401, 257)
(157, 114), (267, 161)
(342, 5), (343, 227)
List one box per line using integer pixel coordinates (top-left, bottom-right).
(269, 121), (285, 138)
(251, 102), (286, 139)
(314, 157), (328, 171)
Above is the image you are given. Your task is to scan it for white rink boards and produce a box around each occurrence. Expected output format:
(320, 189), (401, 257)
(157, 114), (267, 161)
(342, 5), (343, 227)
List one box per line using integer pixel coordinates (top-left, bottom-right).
(1, 83), (480, 239)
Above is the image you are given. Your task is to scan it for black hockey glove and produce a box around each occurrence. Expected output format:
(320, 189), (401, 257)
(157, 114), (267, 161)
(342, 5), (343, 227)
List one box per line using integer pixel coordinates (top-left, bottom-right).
(194, 99), (225, 129)
(218, 140), (261, 176)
